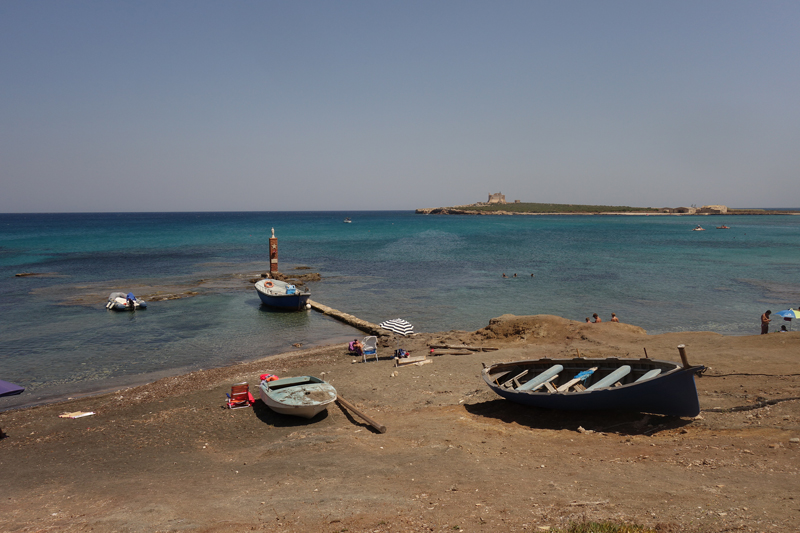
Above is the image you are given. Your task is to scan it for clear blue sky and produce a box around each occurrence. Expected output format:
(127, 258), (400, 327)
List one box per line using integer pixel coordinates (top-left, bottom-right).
(2, 1), (798, 212)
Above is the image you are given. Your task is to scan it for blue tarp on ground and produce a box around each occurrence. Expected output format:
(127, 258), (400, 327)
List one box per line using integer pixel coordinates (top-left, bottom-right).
(0, 379), (24, 397)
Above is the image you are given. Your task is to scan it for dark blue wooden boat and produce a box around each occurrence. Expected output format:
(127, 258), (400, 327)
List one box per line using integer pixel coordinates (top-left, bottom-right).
(482, 357), (703, 417)
(254, 279), (311, 310)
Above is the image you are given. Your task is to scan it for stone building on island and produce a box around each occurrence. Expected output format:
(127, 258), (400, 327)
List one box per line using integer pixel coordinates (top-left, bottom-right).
(487, 192), (506, 204)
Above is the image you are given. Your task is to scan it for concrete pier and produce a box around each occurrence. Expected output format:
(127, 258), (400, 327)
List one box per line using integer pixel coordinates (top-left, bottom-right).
(307, 299), (382, 336)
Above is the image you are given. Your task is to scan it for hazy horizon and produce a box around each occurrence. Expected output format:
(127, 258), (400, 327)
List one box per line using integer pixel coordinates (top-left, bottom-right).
(2, 2), (799, 213)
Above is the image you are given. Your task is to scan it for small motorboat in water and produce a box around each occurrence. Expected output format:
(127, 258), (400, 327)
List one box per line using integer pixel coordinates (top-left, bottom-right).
(259, 375), (337, 419)
(482, 354), (704, 417)
(692, 225), (705, 231)
(343, 218), (352, 223)
(716, 225), (730, 229)
(254, 279), (310, 310)
(106, 292), (147, 311)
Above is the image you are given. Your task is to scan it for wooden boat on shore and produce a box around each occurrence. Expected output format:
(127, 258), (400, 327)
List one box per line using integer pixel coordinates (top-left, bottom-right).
(254, 279), (310, 310)
(482, 356), (704, 417)
(105, 292), (147, 311)
(259, 376), (337, 418)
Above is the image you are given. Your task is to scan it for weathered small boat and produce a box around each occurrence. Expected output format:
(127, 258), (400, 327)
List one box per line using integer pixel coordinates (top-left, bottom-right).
(106, 292), (147, 311)
(259, 376), (337, 419)
(482, 356), (704, 417)
(254, 279), (310, 310)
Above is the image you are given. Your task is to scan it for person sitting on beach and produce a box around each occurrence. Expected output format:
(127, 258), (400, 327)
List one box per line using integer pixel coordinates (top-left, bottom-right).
(593, 313), (601, 323)
(610, 313), (619, 322)
(761, 310), (771, 334)
(585, 317), (591, 323)
(779, 325), (788, 332)
(350, 339), (363, 356)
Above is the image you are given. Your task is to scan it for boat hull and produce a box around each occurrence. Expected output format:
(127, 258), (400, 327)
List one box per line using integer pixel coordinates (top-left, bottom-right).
(105, 293), (147, 311)
(259, 376), (337, 419)
(483, 358), (703, 417)
(255, 279), (310, 310)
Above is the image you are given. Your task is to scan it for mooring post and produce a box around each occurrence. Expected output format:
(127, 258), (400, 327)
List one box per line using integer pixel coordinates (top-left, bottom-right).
(677, 344), (690, 368)
(269, 228), (278, 273)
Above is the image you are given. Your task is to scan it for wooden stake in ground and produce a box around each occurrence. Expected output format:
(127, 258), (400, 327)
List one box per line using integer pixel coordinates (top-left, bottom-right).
(677, 344), (691, 368)
(336, 395), (387, 433)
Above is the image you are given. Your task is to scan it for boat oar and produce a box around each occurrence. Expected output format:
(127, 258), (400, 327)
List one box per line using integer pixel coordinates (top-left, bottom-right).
(336, 395), (386, 434)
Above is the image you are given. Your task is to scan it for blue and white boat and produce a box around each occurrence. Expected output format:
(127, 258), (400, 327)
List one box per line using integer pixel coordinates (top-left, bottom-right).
(259, 375), (337, 419)
(106, 292), (147, 311)
(254, 279), (310, 310)
(482, 356), (704, 417)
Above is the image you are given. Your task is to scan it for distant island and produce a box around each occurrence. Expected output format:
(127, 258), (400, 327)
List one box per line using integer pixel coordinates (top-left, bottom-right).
(416, 194), (797, 216)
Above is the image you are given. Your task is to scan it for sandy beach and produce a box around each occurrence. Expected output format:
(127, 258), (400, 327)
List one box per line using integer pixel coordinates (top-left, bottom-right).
(2, 314), (799, 532)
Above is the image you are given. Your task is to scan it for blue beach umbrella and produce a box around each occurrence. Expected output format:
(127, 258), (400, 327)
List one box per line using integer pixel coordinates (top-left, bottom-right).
(774, 309), (800, 320)
(774, 309), (800, 331)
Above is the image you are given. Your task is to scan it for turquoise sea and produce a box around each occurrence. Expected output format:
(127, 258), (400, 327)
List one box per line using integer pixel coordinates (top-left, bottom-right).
(1, 211), (799, 410)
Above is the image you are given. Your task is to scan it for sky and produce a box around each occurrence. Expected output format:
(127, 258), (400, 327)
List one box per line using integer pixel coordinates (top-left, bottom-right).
(1, 1), (799, 212)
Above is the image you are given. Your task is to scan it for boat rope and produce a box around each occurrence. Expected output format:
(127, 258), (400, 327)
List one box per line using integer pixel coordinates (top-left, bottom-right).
(701, 372), (800, 377)
(702, 396), (800, 413)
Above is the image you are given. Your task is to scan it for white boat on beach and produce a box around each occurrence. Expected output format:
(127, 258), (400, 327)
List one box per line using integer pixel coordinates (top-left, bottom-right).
(259, 376), (337, 419)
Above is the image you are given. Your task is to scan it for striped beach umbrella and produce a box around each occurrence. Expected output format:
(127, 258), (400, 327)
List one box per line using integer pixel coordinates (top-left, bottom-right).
(379, 318), (414, 336)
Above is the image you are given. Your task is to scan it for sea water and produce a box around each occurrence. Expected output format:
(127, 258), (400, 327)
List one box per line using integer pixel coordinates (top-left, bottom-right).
(1, 211), (798, 409)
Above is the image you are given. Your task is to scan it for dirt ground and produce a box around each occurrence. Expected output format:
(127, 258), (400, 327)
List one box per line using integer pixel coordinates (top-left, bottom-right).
(2, 315), (799, 533)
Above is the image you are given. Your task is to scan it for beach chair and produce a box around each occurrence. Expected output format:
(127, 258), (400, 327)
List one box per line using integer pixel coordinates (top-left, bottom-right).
(226, 382), (254, 409)
(362, 336), (378, 362)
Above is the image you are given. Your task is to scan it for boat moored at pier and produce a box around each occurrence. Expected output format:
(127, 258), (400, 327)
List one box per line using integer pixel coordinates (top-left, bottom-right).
(254, 279), (310, 310)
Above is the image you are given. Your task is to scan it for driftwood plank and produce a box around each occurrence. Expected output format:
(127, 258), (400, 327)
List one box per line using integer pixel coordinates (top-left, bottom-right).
(336, 395), (386, 433)
(428, 344), (498, 352)
(395, 356), (430, 367)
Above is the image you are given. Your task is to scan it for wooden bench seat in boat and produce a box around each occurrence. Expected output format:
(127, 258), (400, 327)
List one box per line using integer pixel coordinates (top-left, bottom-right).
(517, 365), (563, 391)
(585, 365), (631, 391)
(634, 368), (662, 382)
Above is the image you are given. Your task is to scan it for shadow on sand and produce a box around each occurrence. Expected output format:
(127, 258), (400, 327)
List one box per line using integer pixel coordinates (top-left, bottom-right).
(251, 399), (329, 427)
(465, 398), (695, 436)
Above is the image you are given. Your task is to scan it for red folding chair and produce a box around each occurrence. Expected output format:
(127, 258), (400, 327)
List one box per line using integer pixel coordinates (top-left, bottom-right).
(226, 382), (254, 409)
